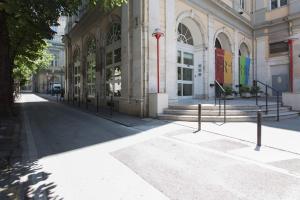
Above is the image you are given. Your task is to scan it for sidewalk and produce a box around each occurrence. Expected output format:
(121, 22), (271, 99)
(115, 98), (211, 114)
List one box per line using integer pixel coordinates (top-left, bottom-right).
(37, 93), (165, 128)
(37, 93), (300, 155)
(173, 117), (300, 155)
(0, 107), (23, 199)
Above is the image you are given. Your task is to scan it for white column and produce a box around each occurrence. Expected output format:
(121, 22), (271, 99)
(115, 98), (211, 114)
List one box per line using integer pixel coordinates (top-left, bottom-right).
(165, 0), (177, 102)
(233, 29), (239, 89)
(207, 14), (215, 98)
(256, 37), (270, 84)
(148, 0), (160, 93)
(121, 3), (130, 99)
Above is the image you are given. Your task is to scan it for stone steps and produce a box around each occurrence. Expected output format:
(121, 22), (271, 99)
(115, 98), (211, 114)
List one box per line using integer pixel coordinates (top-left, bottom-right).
(163, 107), (290, 116)
(158, 112), (299, 122)
(158, 103), (299, 122)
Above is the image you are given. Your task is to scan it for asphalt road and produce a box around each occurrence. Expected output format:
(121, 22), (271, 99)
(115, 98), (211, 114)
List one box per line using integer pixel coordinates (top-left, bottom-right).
(15, 93), (300, 200)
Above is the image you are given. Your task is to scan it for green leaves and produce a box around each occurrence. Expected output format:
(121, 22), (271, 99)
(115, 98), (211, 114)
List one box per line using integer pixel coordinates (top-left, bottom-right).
(13, 42), (53, 85)
(4, 0), (127, 86)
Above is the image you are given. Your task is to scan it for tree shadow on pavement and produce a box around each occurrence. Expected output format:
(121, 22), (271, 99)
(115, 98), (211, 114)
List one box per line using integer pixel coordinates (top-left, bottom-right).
(0, 159), (61, 200)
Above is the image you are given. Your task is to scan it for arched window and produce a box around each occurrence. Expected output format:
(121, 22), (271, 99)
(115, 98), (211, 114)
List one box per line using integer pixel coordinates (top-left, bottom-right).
(215, 38), (222, 49)
(106, 23), (122, 97)
(177, 23), (194, 45)
(106, 23), (121, 46)
(86, 37), (96, 97)
(73, 48), (81, 96)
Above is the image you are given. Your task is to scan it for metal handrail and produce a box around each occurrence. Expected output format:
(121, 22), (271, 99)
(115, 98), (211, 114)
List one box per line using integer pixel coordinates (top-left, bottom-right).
(253, 80), (281, 121)
(214, 80), (226, 123)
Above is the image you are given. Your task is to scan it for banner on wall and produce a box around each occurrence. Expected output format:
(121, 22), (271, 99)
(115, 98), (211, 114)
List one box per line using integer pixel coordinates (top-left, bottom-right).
(239, 56), (251, 85)
(215, 48), (224, 84)
(245, 57), (251, 85)
(224, 51), (233, 85)
(239, 56), (246, 85)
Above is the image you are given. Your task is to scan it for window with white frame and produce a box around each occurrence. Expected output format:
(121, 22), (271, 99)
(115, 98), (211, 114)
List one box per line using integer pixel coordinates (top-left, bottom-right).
(86, 38), (96, 97)
(271, 0), (288, 10)
(177, 23), (194, 46)
(106, 23), (122, 97)
(240, 0), (245, 10)
(73, 49), (80, 96)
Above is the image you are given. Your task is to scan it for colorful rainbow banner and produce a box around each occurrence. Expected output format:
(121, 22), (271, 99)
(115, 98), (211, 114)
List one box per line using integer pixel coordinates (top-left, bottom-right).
(239, 56), (251, 85)
(224, 51), (233, 85)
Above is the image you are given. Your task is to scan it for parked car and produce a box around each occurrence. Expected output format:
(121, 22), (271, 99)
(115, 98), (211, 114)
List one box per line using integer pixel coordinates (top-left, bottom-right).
(51, 83), (61, 95)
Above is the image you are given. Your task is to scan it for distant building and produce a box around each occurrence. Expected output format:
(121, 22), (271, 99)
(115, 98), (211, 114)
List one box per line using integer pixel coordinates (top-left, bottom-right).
(64, 0), (300, 117)
(33, 17), (66, 93)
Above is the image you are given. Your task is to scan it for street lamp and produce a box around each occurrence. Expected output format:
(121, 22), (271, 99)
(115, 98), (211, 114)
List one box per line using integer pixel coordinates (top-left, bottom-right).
(152, 28), (165, 93)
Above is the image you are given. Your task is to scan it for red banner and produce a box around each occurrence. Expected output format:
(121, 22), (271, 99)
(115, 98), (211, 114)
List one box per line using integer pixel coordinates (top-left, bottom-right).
(215, 48), (224, 84)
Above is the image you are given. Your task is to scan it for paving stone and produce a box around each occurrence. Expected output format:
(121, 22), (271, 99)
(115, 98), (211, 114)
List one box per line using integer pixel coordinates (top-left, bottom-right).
(199, 139), (249, 152)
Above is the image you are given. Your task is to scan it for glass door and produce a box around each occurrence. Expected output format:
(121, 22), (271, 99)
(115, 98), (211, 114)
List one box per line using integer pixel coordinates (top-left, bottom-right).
(177, 51), (194, 98)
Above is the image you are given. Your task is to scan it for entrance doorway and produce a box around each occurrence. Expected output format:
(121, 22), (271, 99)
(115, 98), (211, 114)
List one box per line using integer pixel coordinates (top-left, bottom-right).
(177, 23), (195, 99)
(177, 50), (194, 97)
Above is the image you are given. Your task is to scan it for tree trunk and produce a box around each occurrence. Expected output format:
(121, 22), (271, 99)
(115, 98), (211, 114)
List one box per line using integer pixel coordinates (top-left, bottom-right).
(0, 11), (13, 117)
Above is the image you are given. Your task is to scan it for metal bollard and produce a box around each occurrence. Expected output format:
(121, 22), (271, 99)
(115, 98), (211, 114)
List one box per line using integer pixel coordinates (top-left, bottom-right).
(257, 110), (262, 146)
(78, 95), (80, 107)
(110, 95), (113, 116)
(198, 104), (202, 132)
(86, 93), (88, 110)
(96, 93), (99, 113)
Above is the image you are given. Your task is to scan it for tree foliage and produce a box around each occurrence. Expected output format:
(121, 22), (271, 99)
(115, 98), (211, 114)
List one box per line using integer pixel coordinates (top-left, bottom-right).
(13, 43), (53, 86)
(0, 0), (127, 114)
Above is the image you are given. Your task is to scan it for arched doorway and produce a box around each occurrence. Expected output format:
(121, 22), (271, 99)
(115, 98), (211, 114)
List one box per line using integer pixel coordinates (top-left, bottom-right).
(86, 37), (96, 97)
(176, 18), (204, 99)
(215, 33), (233, 87)
(105, 23), (122, 98)
(239, 43), (250, 86)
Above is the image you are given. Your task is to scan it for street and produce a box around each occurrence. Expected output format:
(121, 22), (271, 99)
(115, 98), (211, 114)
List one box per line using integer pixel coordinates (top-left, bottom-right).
(4, 93), (300, 199)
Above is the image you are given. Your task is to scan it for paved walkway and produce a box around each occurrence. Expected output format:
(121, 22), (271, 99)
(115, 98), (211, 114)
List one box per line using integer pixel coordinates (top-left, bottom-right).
(38, 93), (300, 155)
(7, 93), (300, 200)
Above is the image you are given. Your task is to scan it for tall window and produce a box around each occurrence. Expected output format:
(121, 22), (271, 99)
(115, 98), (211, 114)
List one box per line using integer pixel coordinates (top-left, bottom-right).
(106, 23), (122, 97)
(73, 49), (80, 96)
(240, 0), (245, 10)
(271, 0), (288, 10)
(177, 23), (194, 97)
(177, 23), (194, 46)
(86, 38), (96, 97)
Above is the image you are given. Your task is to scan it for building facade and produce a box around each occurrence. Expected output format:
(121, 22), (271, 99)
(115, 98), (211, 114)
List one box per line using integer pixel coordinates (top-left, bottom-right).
(64, 0), (300, 116)
(33, 17), (66, 93)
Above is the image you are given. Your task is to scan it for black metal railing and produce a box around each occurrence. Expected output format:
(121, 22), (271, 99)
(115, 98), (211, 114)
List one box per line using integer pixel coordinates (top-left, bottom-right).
(253, 80), (281, 122)
(214, 80), (226, 123)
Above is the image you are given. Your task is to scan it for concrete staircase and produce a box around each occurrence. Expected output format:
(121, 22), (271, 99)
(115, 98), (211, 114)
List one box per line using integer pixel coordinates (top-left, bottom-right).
(158, 103), (299, 122)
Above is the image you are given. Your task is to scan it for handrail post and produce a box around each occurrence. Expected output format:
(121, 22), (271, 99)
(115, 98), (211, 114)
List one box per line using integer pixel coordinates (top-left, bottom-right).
(224, 95), (226, 123)
(277, 92), (280, 122)
(265, 86), (268, 114)
(214, 81), (217, 105)
(254, 81), (258, 106)
(219, 96), (221, 116)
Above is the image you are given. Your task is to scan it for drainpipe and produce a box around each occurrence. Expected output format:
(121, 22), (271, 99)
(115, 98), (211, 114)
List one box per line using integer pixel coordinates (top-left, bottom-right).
(288, 39), (294, 93)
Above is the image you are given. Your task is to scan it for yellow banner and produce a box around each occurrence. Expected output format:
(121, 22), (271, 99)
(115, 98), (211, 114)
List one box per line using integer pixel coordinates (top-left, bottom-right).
(224, 51), (233, 85)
